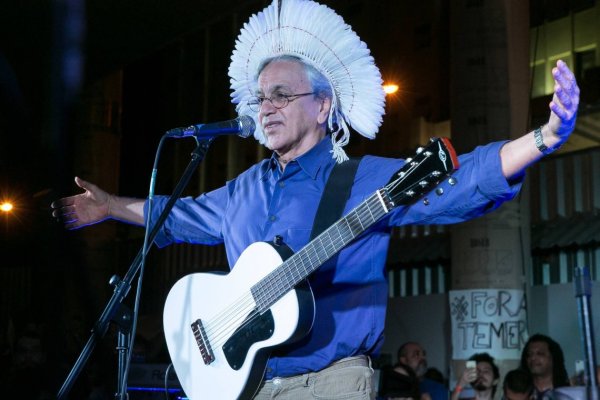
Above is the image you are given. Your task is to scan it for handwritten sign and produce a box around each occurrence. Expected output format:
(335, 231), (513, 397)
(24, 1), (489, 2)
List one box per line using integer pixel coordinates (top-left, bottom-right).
(449, 289), (528, 359)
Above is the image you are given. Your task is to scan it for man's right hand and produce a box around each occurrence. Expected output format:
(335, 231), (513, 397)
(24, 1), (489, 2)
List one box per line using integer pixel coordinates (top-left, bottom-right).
(51, 176), (112, 230)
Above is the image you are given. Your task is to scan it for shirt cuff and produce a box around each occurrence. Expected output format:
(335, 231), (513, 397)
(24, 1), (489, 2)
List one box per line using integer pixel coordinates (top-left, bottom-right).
(473, 140), (523, 200)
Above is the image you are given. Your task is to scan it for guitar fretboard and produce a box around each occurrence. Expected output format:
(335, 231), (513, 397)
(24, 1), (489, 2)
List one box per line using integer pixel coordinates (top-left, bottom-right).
(251, 190), (390, 313)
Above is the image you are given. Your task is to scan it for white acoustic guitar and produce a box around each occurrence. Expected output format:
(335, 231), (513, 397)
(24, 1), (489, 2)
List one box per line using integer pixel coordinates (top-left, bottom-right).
(163, 137), (459, 399)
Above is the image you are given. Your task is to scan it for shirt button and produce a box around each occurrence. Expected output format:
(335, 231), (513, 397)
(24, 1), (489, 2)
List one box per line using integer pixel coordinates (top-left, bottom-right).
(269, 215), (277, 222)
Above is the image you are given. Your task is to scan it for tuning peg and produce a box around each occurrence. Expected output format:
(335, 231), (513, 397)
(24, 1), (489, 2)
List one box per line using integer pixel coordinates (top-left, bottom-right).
(416, 147), (424, 154)
(435, 188), (444, 196)
(406, 190), (415, 196)
(423, 197), (430, 205)
(419, 181), (428, 187)
(448, 177), (458, 185)
(398, 171), (406, 178)
(431, 171), (441, 177)
(406, 157), (413, 163)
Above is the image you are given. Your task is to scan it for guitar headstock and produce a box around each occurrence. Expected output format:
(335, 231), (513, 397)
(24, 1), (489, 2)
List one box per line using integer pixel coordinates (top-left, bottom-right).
(383, 137), (459, 207)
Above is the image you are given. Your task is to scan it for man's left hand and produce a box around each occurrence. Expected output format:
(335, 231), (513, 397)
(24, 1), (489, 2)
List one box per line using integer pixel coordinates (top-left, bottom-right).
(547, 59), (579, 145)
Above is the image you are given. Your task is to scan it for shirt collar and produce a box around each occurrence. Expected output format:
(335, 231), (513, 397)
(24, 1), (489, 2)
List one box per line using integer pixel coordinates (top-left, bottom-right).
(261, 136), (334, 180)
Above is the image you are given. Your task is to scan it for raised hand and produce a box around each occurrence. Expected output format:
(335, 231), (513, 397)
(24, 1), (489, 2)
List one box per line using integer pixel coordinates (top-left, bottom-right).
(547, 59), (579, 145)
(51, 176), (112, 230)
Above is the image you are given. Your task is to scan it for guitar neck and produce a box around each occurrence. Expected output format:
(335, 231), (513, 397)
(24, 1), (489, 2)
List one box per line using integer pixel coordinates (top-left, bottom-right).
(251, 190), (392, 313)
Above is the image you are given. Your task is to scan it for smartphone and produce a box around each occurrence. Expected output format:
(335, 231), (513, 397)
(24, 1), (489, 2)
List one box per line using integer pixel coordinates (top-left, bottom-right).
(466, 360), (476, 369)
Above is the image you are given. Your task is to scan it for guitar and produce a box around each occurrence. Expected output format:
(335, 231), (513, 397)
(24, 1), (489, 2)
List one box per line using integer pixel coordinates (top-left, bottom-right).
(163, 137), (459, 399)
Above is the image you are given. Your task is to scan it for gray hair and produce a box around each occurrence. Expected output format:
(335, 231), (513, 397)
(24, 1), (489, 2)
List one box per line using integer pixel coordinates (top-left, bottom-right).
(256, 55), (333, 101)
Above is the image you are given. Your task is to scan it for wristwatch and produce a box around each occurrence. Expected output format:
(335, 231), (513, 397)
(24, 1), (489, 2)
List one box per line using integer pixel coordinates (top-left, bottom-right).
(534, 126), (554, 155)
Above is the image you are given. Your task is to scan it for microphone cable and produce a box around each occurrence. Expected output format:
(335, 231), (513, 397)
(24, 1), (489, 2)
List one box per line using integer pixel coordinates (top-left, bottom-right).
(118, 135), (167, 399)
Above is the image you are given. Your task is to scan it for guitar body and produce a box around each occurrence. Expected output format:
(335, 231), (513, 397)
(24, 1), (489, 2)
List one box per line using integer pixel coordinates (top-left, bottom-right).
(163, 241), (315, 400)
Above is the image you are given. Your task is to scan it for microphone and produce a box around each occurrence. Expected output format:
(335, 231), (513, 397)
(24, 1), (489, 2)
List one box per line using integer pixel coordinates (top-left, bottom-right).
(165, 115), (255, 139)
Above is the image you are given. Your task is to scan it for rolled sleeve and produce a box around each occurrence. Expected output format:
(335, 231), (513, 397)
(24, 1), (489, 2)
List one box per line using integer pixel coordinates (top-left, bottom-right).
(471, 140), (523, 201)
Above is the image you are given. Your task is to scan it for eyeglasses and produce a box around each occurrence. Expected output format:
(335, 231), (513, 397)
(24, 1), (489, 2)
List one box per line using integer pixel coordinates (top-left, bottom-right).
(247, 92), (315, 112)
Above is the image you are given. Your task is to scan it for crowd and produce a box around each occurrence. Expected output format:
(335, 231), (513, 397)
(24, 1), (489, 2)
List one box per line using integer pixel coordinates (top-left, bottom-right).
(378, 334), (597, 400)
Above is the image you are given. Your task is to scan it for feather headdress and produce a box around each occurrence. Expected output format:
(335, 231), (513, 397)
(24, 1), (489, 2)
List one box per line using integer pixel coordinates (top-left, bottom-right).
(229, 0), (385, 162)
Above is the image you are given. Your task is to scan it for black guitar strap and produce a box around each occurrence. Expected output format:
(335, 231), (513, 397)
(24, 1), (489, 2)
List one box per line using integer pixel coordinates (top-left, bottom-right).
(310, 157), (362, 241)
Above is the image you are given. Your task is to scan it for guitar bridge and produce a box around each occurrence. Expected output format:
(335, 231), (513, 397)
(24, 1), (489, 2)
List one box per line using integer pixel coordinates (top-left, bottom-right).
(191, 319), (215, 365)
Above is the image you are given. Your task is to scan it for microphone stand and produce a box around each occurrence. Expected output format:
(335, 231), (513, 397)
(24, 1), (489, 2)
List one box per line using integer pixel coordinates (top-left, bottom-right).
(57, 137), (214, 399)
(574, 265), (599, 400)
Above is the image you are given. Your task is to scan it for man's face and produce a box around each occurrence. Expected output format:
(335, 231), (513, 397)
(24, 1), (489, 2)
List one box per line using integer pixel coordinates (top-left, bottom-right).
(503, 387), (532, 400)
(472, 361), (496, 392)
(400, 343), (427, 377)
(526, 341), (553, 378)
(257, 60), (327, 159)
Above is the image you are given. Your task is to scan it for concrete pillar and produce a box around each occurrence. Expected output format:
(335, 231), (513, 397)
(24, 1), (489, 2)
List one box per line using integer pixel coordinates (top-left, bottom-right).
(449, 0), (530, 396)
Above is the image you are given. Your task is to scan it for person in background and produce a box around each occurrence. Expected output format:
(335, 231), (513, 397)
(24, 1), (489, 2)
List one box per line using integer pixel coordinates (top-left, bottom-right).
(520, 334), (570, 399)
(379, 363), (429, 400)
(502, 369), (534, 400)
(398, 342), (448, 400)
(424, 367), (446, 386)
(451, 353), (499, 400)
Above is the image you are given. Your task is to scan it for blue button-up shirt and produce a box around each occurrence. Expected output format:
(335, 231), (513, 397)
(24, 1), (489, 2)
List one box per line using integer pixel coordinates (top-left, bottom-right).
(148, 136), (521, 378)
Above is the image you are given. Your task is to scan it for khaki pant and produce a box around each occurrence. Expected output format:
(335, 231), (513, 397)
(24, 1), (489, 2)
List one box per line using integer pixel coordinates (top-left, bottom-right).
(252, 356), (375, 400)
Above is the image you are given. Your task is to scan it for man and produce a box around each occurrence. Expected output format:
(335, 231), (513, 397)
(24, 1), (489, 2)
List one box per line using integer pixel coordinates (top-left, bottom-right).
(51, 0), (579, 398)
(379, 363), (425, 400)
(397, 342), (446, 400)
(503, 369), (534, 400)
(452, 353), (499, 400)
(520, 334), (570, 399)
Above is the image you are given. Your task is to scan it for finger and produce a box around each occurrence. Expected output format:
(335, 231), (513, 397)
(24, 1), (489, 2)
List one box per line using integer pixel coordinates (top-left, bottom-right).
(52, 205), (77, 218)
(553, 66), (574, 93)
(51, 197), (76, 209)
(74, 176), (97, 193)
(57, 212), (79, 224)
(554, 85), (572, 109)
(550, 100), (568, 120)
(557, 59), (576, 83)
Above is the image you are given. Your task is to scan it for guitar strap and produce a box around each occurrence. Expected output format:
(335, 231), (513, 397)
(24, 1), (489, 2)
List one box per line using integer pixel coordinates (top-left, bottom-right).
(310, 156), (362, 241)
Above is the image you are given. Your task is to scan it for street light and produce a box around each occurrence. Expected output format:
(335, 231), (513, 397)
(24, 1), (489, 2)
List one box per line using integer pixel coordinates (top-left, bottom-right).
(1, 201), (14, 233)
(383, 83), (399, 95)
